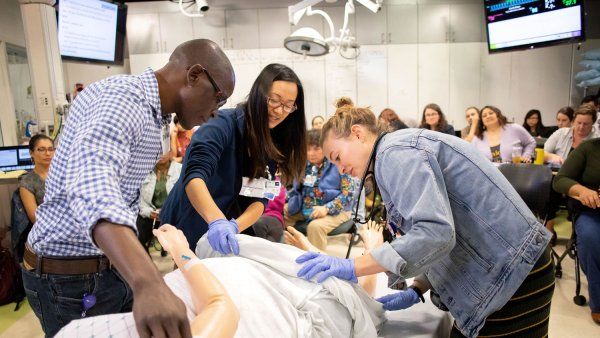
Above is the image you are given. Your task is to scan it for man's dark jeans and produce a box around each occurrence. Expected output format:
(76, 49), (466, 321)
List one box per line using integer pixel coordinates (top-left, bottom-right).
(21, 266), (133, 338)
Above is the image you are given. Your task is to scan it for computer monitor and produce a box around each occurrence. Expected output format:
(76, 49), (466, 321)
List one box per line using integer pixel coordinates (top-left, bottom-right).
(0, 146), (34, 172)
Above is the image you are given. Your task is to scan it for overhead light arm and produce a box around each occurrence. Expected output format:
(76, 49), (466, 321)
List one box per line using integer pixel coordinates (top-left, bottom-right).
(179, 0), (204, 18)
(288, 0), (323, 25)
(305, 7), (335, 40)
(354, 0), (382, 13)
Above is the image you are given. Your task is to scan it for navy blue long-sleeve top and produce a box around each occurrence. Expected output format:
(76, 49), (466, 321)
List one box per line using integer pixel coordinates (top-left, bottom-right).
(160, 107), (267, 251)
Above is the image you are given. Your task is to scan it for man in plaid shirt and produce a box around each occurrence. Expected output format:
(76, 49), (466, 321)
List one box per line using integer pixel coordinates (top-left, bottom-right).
(21, 39), (234, 338)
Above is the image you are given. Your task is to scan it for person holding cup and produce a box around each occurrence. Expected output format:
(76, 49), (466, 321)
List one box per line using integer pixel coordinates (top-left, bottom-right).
(471, 105), (536, 163)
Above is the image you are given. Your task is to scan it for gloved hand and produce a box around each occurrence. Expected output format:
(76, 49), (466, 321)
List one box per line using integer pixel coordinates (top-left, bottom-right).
(295, 252), (357, 283)
(207, 218), (240, 255)
(376, 288), (420, 311)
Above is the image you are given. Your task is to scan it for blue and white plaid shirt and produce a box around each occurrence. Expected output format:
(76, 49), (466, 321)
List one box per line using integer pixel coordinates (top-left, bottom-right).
(28, 68), (170, 256)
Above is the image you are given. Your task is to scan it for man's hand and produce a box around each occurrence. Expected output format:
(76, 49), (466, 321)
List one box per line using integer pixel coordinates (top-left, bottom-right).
(150, 210), (159, 220)
(310, 206), (328, 219)
(133, 282), (192, 338)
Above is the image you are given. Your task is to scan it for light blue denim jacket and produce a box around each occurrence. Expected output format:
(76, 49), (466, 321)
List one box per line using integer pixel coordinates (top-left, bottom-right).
(369, 129), (550, 337)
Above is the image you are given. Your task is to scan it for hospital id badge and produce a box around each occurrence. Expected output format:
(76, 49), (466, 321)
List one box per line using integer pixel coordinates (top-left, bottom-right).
(239, 177), (279, 201)
(303, 175), (316, 187)
(161, 125), (171, 155)
(264, 180), (281, 200)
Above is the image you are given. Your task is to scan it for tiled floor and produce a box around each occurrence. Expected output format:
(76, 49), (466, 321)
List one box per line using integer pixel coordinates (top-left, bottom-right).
(2, 232), (600, 338)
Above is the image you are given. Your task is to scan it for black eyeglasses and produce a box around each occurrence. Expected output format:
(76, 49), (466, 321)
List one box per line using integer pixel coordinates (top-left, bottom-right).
(189, 64), (228, 108)
(266, 96), (297, 113)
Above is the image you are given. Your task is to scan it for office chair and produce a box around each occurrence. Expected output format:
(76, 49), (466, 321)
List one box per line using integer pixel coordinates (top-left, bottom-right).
(552, 198), (586, 306)
(498, 164), (586, 306)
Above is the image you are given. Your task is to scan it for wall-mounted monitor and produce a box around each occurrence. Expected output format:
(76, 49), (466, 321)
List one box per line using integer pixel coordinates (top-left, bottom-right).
(57, 0), (127, 64)
(484, 0), (585, 53)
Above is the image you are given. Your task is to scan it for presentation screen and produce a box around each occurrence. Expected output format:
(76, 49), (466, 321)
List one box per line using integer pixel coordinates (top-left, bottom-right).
(485, 0), (585, 53)
(57, 0), (127, 64)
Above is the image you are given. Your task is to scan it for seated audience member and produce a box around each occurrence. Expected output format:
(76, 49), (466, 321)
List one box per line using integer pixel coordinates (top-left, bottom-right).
(137, 155), (182, 252)
(523, 109), (553, 138)
(544, 103), (599, 165)
(312, 115), (325, 129)
(461, 106), (480, 142)
(170, 115), (193, 163)
(545, 106), (574, 136)
(19, 134), (55, 224)
(251, 175), (286, 242)
(553, 138), (600, 324)
(543, 104), (599, 241)
(420, 103), (455, 135)
(56, 224), (385, 338)
(378, 108), (408, 132)
(285, 129), (355, 251)
(471, 105), (536, 163)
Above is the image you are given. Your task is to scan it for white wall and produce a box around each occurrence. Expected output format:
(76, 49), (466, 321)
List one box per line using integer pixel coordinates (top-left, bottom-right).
(127, 1), (599, 131)
(62, 59), (131, 95)
(0, 0), (26, 47)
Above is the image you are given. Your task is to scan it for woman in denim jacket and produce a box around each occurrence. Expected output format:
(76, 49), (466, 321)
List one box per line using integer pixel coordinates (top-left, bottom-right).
(295, 106), (554, 337)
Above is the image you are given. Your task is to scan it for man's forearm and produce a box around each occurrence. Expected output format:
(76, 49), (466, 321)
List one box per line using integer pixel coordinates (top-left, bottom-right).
(93, 221), (164, 291)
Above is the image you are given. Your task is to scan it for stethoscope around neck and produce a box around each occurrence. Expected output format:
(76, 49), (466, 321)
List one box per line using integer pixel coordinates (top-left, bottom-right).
(352, 132), (388, 225)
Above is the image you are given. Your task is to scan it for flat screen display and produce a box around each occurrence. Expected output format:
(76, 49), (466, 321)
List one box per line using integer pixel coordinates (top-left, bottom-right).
(57, 0), (127, 64)
(0, 146), (34, 172)
(485, 0), (585, 53)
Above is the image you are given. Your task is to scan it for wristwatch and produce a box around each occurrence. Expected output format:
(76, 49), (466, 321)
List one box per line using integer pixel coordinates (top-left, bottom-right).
(409, 285), (425, 303)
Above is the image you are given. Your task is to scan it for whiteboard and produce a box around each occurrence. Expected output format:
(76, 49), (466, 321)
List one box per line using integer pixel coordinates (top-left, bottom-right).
(508, 44), (572, 125)
(479, 44), (512, 120)
(418, 43), (450, 123)
(449, 43), (481, 129)
(324, 51), (357, 113)
(292, 59), (327, 126)
(224, 49), (262, 108)
(357, 45), (388, 117)
(126, 39), (590, 131)
(387, 44), (418, 122)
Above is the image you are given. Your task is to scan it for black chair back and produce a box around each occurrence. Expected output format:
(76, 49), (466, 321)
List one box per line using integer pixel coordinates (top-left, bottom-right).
(498, 164), (553, 220)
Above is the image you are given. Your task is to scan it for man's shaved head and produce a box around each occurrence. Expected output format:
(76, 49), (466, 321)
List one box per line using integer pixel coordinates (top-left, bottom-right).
(156, 39), (235, 129)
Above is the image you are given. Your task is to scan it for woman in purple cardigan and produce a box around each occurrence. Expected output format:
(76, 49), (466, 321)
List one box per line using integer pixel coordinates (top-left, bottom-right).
(471, 105), (536, 163)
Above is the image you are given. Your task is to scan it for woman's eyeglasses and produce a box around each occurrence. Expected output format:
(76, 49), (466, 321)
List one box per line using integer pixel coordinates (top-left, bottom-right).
(266, 97), (297, 113)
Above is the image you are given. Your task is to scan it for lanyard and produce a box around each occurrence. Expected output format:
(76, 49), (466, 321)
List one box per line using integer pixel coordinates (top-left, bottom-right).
(353, 132), (388, 225)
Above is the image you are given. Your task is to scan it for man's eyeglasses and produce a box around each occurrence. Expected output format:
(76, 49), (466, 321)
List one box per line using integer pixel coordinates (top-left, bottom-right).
(189, 64), (228, 108)
(266, 96), (297, 114)
(35, 147), (55, 153)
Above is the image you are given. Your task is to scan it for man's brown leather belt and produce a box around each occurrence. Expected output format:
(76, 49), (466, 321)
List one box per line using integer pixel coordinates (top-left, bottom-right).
(24, 245), (111, 275)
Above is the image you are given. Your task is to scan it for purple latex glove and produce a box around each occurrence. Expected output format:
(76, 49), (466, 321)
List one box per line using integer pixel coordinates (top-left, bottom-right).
(295, 251), (358, 283)
(207, 218), (239, 255)
(376, 288), (420, 311)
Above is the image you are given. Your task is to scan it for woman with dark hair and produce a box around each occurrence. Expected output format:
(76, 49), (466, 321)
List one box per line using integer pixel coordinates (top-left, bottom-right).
(379, 108), (408, 132)
(471, 105), (536, 163)
(523, 109), (552, 138)
(419, 103), (455, 135)
(161, 63), (307, 252)
(19, 134), (55, 224)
